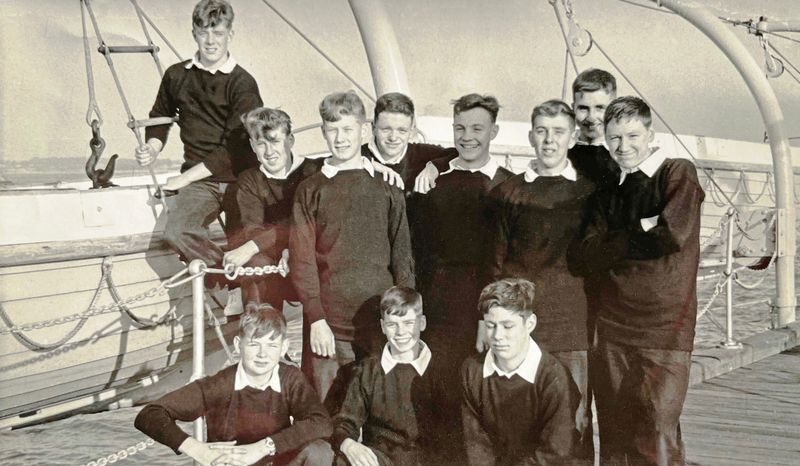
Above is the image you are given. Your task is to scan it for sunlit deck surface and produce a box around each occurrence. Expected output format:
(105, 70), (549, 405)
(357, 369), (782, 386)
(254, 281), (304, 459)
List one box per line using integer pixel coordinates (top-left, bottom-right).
(682, 345), (800, 466)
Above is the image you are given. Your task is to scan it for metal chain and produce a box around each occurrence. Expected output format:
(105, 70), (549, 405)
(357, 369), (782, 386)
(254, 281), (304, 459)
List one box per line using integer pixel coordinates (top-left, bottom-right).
(700, 214), (728, 249)
(85, 438), (155, 466)
(0, 266), (191, 336)
(697, 274), (728, 319)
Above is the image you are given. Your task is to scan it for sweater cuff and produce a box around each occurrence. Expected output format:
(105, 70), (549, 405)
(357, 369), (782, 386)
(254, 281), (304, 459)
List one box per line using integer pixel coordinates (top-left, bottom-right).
(144, 126), (169, 146)
(331, 429), (358, 452)
(304, 298), (325, 323)
(202, 151), (234, 180)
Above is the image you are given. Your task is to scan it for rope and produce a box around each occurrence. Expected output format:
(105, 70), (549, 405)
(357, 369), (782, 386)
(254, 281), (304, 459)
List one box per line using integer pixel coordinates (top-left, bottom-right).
(700, 214), (728, 249)
(103, 257), (179, 328)
(204, 301), (235, 365)
(85, 438), (155, 466)
(80, 0), (102, 127)
(768, 43), (800, 78)
(259, 0), (376, 102)
(561, 47), (571, 101)
(129, 0), (164, 76)
(136, 3), (184, 61)
(738, 170), (770, 204)
(590, 38), (739, 211)
(763, 31), (800, 46)
(550, 1), (579, 75)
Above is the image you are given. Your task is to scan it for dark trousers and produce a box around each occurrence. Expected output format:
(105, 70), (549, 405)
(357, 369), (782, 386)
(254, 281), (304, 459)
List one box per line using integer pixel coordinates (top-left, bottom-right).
(552, 350), (594, 461)
(591, 339), (691, 466)
(164, 179), (241, 267)
(240, 252), (297, 308)
(273, 439), (334, 466)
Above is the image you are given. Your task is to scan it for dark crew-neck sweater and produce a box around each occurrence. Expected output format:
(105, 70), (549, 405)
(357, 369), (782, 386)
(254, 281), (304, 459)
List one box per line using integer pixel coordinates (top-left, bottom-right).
(289, 170), (414, 340)
(332, 352), (459, 465)
(568, 144), (619, 192)
(361, 143), (459, 192)
(134, 363), (332, 466)
(489, 173), (595, 352)
(568, 158), (705, 350)
(236, 158), (323, 256)
(461, 352), (582, 466)
(145, 60), (262, 181)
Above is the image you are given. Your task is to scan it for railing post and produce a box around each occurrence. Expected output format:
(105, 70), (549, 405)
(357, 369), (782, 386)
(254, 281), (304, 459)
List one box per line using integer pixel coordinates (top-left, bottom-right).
(722, 209), (743, 349)
(188, 259), (206, 462)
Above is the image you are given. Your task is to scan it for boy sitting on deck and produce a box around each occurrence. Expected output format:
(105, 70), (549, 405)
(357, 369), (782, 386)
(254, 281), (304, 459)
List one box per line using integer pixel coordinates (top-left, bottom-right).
(223, 107), (323, 308)
(332, 286), (460, 466)
(461, 278), (583, 465)
(289, 91), (415, 404)
(134, 0), (262, 284)
(134, 304), (334, 466)
(569, 96), (705, 465)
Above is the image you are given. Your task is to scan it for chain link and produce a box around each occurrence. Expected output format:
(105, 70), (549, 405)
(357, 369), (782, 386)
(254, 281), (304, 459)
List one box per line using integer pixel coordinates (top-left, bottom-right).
(85, 438), (155, 466)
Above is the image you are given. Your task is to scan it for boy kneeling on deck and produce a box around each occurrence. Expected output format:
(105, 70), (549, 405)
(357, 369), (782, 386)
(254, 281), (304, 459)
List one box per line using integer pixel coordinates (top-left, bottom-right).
(332, 286), (461, 466)
(461, 278), (584, 466)
(135, 304), (333, 466)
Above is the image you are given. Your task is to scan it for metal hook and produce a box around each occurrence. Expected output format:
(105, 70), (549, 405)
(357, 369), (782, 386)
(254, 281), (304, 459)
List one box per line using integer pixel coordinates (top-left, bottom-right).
(85, 119), (119, 189)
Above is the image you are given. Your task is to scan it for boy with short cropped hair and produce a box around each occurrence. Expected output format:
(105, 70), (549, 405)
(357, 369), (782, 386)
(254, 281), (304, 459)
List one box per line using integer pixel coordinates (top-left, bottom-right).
(570, 96), (705, 465)
(135, 0), (262, 273)
(332, 286), (458, 466)
(461, 278), (582, 465)
(134, 304), (333, 466)
(289, 91), (414, 402)
(226, 107), (323, 307)
(488, 99), (595, 460)
(569, 68), (620, 190)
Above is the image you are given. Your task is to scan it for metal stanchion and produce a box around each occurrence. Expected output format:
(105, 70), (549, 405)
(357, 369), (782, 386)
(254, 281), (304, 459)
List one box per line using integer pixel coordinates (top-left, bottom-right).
(189, 259), (206, 464)
(722, 208), (743, 349)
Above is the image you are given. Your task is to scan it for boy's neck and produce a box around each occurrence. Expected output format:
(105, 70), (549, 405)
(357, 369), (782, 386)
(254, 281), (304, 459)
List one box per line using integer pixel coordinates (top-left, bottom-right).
(327, 154), (363, 170)
(534, 158), (568, 176)
(389, 341), (422, 363)
(198, 52), (229, 72)
(456, 152), (491, 170)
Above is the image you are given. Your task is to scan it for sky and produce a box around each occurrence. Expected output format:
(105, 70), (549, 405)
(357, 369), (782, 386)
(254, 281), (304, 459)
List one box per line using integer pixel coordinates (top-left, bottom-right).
(0, 0), (798, 170)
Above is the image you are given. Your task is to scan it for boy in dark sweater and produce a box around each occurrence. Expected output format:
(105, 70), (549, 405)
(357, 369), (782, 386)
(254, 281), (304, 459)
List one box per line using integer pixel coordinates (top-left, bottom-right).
(570, 96), (705, 465)
(413, 93), (513, 370)
(488, 99), (595, 460)
(289, 91), (415, 403)
(362, 92), (458, 191)
(134, 304), (333, 466)
(225, 107), (323, 307)
(135, 0), (262, 273)
(568, 68), (619, 191)
(333, 286), (459, 466)
(461, 278), (582, 466)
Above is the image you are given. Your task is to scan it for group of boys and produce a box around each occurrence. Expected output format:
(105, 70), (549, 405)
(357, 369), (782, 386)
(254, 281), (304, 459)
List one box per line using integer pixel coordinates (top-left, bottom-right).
(134, 1), (705, 465)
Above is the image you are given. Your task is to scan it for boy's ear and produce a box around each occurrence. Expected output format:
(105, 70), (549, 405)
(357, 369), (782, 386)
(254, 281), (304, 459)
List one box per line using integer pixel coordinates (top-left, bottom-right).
(233, 335), (241, 349)
(249, 139), (257, 153)
(568, 127), (577, 149)
(419, 314), (427, 332)
(525, 314), (537, 334)
(287, 133), (296, 148)
(490, 123), (500, 141)
(528, 129), (535, 148)
(648, 126), (656, 143)
(280, 337), (290, 357)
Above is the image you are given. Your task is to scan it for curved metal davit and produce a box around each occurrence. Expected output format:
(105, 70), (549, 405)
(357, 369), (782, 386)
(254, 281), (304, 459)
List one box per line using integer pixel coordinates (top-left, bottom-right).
(656, 0), (796, 327)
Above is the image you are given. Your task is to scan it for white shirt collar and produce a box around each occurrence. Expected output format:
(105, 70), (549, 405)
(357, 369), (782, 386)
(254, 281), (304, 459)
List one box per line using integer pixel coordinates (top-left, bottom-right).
(321, 156), (375, 179)
(618, 147), (665, 185)
(380, 341), (432, 376)
(234, 362), (281, 392)
(185, 53), (237, 74)
(439, 156), (499, 179)
(482, 337), (542, 384)
(368, 138), (408, 165)
(259, 154), (304, 180)
(524, 159), (578, 183)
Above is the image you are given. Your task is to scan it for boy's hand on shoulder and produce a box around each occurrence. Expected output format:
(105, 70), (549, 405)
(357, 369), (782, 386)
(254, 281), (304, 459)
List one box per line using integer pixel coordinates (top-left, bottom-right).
(372, 161), (405, 190)
(475, 320), (490, 353)
(135, 139), (163, 167)
(340, 438), (380, 466)
(310, 319), (336, 357)
(414, 162), (439, 194)
(223, 241), (259, 269)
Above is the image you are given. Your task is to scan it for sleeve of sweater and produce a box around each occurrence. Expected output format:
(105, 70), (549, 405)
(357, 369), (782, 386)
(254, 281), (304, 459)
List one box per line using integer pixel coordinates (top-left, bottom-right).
(461, 362), (497, 466)
(487, 183), (511, 283)
(202, 71), (263, 178)
(388, 186), (415, 289)
(531, 358), (582, 465)
(289, 181), (325, 324)
(237, 170), (280, 258)
(133, 379), (209, 455)
(567, 189), (630, 276)
(144, 65), (179, 145)
(271, 366), (333, 454)
(331, 362), (370, 449)
(625, 161), (705, 260)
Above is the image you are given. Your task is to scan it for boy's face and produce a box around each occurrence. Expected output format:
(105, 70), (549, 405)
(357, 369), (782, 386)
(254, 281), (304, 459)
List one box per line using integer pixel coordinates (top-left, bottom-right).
(529, 114), (576, 174)
(605, 116), (655, 170)
(573, 89), (613, 144)
(453, 107), (499, 166)
(484, 305), (536, 367)
(192, 22), (233, 69)
(373, 112), (414, 160)
(234, 331), (288, 380)
(381, 311), (426, 357)
(251, 128), (294, 176)
(322, 115), (368, 164)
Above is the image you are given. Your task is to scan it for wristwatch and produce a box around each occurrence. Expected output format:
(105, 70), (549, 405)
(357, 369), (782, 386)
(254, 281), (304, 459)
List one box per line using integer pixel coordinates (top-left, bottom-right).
(263, 437), (276, 456)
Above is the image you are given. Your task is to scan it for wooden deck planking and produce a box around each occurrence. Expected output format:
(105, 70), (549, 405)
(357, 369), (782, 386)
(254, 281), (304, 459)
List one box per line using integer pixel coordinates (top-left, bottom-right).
(683, 346), (800, 465)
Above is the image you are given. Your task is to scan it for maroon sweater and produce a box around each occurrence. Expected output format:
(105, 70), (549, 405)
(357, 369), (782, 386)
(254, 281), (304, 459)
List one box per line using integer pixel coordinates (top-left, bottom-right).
(289, 169), (414, 340)
(145, 60), (262, 181)
(361, 143), (458, 192)
(134, 363), (332, 466)
(567, 144), (619, 192)
(489, 172), (595, 352)
(569, 158), (705, 350)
